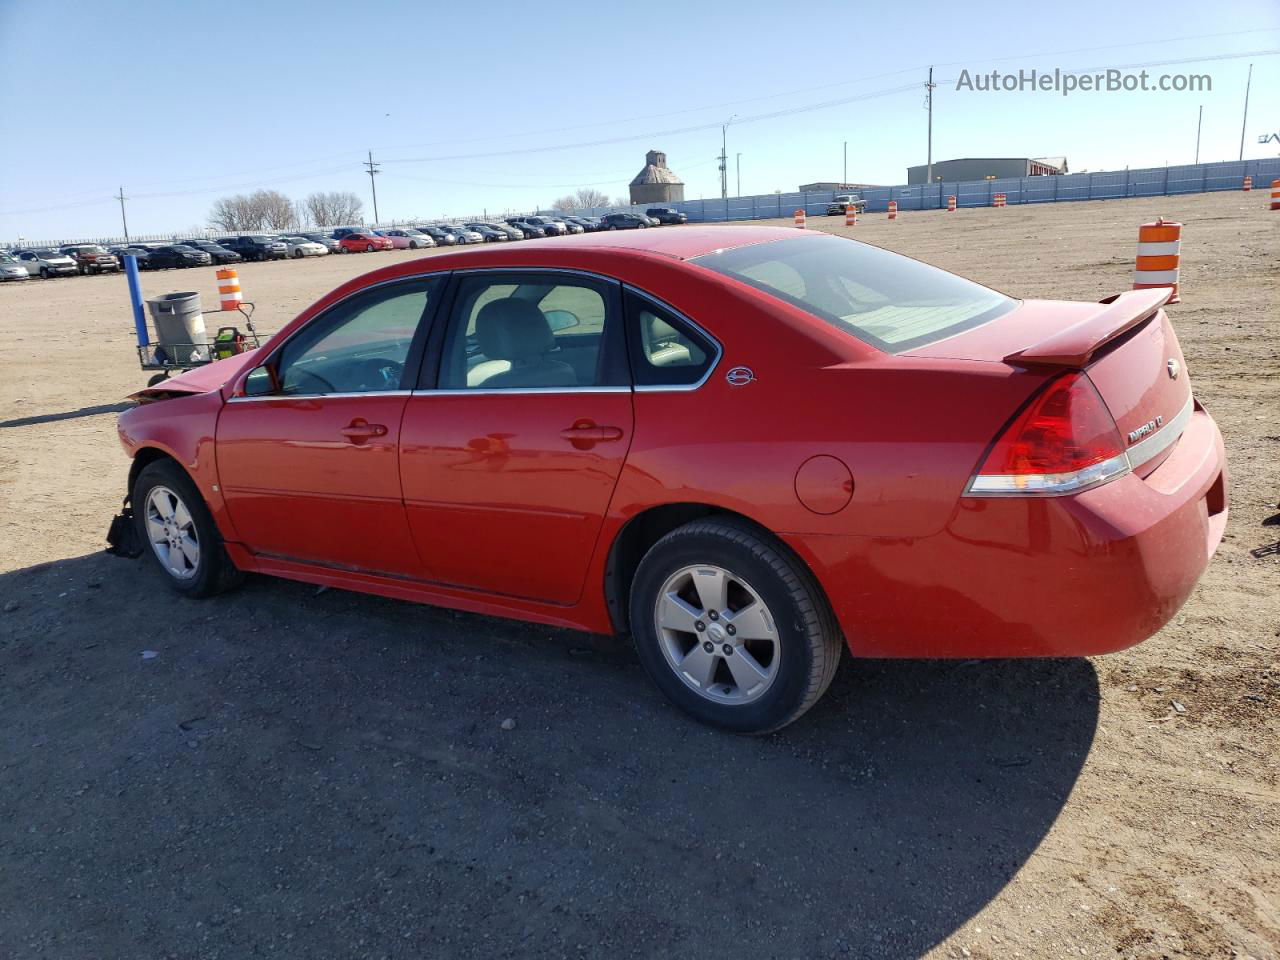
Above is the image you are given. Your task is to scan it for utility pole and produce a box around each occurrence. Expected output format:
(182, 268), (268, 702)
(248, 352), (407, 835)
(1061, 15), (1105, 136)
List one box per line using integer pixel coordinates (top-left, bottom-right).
(364, 150), (381, 223)
(114, 186), (129, 242)
(925, 66), (936, 187)
(1194, 105), (1203, 164)
(843, 141), (847, 187)
(1238, 63), (1253, 162)
(736, 153), (742, 196)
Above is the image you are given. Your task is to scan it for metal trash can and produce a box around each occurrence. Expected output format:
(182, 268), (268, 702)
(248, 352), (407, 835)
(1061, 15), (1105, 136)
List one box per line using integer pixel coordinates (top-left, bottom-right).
(147, 291), (209, 362)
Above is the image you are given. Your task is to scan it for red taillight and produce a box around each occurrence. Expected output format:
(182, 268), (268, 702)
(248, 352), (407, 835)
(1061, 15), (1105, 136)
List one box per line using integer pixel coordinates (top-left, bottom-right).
(967, 372), (1130, 495)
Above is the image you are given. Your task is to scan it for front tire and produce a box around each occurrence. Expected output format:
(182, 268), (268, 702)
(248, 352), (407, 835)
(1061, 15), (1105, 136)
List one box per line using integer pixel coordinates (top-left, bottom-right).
(365, 243), (375, 253)
(629, 518), (842, 734)
(132, 459), (244, 598)
(293, 249), (303, 259)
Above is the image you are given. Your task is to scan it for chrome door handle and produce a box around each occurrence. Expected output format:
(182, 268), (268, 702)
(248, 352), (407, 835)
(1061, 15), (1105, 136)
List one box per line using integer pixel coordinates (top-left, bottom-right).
(340, 420), (387, 441)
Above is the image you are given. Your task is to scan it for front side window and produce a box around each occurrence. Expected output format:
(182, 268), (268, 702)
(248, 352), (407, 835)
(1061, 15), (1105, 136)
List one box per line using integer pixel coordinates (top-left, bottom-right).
(437, 274), (616, 390)
(692, 234), (1016, 353)
(269, 278), (439, 396)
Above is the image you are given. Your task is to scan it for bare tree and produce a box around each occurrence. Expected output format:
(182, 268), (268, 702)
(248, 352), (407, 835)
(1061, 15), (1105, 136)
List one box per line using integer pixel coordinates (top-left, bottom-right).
(301, 191), (364, 227)
(552, 187), (613, 212)
(207, 194), (260, 231)
(573, 187), (610, 209)
(252, 190), (297, 230)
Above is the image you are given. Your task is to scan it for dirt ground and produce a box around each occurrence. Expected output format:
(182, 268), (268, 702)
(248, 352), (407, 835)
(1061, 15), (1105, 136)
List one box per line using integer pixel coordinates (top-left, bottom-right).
(1, 193), (1276, 959)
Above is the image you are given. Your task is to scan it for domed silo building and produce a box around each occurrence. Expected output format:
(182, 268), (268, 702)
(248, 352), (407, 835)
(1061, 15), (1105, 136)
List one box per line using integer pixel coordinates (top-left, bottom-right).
(628, 150), (684, 205)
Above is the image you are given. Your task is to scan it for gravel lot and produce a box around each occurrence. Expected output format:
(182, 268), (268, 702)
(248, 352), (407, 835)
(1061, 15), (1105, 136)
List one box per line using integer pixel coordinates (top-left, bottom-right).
(1, 192), (1277, 959)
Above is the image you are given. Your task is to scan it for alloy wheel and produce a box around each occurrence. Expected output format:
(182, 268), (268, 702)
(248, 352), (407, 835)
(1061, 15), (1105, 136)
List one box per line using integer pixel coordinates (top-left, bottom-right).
(144, 485), (201, 580)
(653, 564), (779, 705)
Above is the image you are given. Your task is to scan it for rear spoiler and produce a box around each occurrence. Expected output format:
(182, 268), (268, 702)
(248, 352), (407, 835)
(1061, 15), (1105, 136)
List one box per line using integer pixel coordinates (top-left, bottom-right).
(1003, 288), (1172, 368)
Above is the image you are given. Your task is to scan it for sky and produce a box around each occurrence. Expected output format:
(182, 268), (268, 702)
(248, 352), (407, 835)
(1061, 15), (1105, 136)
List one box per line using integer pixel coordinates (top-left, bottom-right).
(1, 0), (1277, 241)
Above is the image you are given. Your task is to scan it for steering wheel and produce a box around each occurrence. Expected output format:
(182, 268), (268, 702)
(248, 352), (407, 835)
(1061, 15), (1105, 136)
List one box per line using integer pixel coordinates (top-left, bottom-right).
(348, 357), (404, 392)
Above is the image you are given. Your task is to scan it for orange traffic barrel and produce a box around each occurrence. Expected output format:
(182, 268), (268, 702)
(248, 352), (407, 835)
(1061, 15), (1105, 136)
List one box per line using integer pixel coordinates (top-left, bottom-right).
(888, 200), (898, 221)
(993, 193), (1006, 208)
(217, 268), (243, 312)
(1132, 218), (1182, 304)
(794, 208), (806, 228)
(844, 204), (857, 227)
(946, 195), (957, 212)
(1243, 175), (1252, 192)
(1271, 179), (1280, 211)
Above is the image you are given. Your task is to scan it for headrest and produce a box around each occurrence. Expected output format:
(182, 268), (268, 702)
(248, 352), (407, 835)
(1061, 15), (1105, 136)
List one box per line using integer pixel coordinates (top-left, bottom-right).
(476, 299), (555, 363)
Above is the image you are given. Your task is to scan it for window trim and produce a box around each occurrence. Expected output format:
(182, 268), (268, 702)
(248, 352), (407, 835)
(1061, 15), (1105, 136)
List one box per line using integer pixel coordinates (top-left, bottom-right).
(233, 274), (446, 401)
(622, 286), (723, 393)
(417, 267), (628, 393)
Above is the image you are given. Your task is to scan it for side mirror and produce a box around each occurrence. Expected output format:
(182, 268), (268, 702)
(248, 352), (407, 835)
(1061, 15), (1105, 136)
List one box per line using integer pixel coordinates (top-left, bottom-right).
(242, 364), (279, 397)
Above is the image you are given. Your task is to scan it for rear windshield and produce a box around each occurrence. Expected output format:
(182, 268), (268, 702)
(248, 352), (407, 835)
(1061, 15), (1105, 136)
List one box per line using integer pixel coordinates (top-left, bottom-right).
(691, 234), (1015, 353)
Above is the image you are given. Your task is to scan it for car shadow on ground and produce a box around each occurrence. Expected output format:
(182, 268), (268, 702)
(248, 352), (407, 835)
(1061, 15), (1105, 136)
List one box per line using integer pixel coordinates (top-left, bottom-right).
(0, 401), (134, 429)
(0, 552), (1098, 960)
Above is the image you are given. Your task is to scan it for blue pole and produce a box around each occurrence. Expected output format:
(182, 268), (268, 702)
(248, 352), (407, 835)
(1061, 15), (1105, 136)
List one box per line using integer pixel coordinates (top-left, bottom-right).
(125, 255), (148, 347)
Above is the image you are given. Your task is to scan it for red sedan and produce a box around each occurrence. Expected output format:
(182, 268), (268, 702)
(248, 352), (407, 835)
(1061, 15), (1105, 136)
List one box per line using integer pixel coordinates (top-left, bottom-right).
(337, 231), (393, 253)
(112, 226), (1227, 732)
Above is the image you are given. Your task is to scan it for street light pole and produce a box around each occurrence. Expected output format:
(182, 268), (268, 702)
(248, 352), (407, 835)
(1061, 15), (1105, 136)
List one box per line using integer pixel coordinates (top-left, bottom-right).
(843, 141), (847, 187)
(736, 153), (741, 197)
(1238, 63), (1253, 162)
(925, 66), (936, 187)
(1195, 105), (1202, 164)
(719, 115), (736, 201)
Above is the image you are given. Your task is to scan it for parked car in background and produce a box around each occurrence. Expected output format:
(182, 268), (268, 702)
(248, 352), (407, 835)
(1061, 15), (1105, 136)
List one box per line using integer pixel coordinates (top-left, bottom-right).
(546, 216), (584, 235)
(600, 212), (650, 230)
(337, 231), (393, 253)
(523, 215), (568, 236)
(15, 248), (79, 278)
(563, 215), (601, 232)
(280, 236), (329, 258)
(378, 228), (435, 250)
(221, 235), (288, 261)
(60, 244), (121, 274)
(179, 240), (243, 264)
(151, 244), (213, 269)
(109, 245), (157, 269)
(0, 252), (30, 281)
(300, 233), (341, 253)
(438, 224), (484, 245)
(487, 222), (524, 241)
(826, 194), (866, 215)
(646, 207), (688, 225)
(413, 224), (455, 246)
(503, 218), (546, 239)
(464, 223), (510, 243)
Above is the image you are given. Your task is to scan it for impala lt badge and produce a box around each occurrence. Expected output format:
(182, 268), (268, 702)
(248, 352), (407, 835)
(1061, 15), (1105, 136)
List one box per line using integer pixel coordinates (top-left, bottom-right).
(1127, 415), (1164, 445)
(726, 366), (756, 386)
(1167, 358), (1180, 379)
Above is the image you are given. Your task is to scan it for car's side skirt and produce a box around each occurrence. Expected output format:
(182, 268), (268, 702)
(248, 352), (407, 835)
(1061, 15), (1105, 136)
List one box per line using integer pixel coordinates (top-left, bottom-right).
(225, 544), (610, 635)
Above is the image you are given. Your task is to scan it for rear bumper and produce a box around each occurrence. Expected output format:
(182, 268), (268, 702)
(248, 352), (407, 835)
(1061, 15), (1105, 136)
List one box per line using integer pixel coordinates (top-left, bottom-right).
(793, 407), (1228, 658)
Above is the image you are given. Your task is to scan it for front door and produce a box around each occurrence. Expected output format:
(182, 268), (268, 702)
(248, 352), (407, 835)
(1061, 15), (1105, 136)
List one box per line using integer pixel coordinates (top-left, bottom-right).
(216, 276), (441, 577)
(399, 271), (633, 605)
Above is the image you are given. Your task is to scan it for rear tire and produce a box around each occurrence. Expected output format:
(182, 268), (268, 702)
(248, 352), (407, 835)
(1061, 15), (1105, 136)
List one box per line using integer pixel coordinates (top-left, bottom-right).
(628, 518), (842, 734)
(293, 249), (303, 259)
(40, 267), (49, 279)
(132, 459), (244, 598)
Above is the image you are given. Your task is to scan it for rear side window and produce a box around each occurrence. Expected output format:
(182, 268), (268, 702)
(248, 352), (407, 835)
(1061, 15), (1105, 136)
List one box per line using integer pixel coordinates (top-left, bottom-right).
(692, 234), (1015, 353)
(624, 290), (717, 387)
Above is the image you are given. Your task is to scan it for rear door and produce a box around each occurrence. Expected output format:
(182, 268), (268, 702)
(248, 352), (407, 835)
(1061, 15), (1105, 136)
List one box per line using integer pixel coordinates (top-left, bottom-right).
(399, 270), (633, 605)
(216, 276), (442, 576)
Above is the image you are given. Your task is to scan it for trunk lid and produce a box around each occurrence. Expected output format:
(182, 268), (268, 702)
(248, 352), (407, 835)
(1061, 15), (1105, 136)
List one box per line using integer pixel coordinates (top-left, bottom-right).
(909, 290), (1192, 476)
